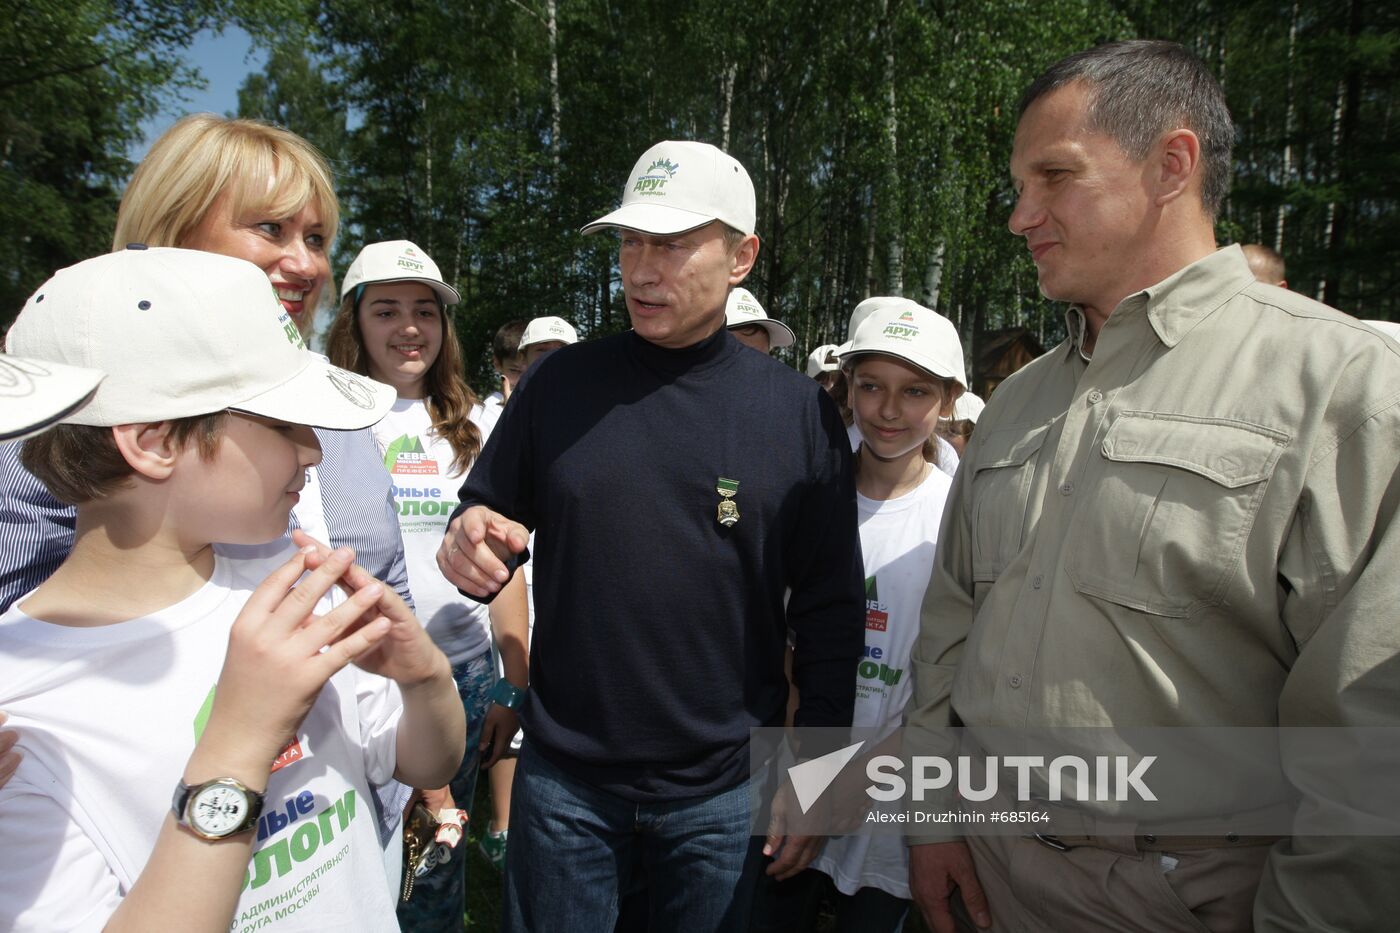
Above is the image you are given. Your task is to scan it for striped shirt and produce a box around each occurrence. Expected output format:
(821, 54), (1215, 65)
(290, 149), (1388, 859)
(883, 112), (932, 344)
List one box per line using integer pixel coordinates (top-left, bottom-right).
(0, 427), (412, 612)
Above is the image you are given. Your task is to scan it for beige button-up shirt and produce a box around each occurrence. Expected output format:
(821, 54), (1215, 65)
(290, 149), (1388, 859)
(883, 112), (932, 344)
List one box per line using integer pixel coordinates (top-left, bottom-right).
(907, 246), (1400, 927)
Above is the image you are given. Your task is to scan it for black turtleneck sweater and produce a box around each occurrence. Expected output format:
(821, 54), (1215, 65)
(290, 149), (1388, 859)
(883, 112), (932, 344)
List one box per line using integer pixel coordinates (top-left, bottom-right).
(455, 327), (863, 802)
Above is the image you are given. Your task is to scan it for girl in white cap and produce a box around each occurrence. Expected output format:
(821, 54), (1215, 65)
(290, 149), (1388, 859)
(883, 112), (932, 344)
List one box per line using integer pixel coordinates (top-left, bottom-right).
(756, 301), (966, 932)
(327, 240), (529, 929)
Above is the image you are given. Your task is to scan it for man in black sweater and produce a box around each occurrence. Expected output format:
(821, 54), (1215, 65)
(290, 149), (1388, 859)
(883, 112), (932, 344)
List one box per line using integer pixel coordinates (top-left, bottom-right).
(440, 140), (864, 933)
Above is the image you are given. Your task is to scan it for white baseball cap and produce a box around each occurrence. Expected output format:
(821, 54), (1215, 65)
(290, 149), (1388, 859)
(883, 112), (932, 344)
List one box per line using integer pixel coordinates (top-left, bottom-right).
(581, 140), (756, 237)
(724, 288), (794, 349)
(519, 316), (579, 350)
(836, 296), (927, 355)
(806, 344), (840, 377)
(7, 246), (395, 430)
(838, 300), (967, 388)
(340, 239), (460, 306)
(0, 355), (105, 442)
(952, 392), (985, 422)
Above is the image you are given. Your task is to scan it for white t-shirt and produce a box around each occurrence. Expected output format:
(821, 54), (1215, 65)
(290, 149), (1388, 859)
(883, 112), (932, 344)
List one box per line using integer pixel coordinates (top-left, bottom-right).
(847, 422), (960, 477)
(811, 466), (951, 900)
(373, 398), (490, 666)
(0, 546), (403, 932)
(478, 390), (505, 439)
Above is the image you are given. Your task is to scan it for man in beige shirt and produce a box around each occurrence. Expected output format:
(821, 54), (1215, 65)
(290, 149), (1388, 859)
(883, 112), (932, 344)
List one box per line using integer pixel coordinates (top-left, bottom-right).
(905, 41), (1400, 933)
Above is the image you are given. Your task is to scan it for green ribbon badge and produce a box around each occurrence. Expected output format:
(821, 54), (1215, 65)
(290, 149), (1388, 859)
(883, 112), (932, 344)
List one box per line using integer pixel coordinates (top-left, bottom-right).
(716, 477), (741, 527)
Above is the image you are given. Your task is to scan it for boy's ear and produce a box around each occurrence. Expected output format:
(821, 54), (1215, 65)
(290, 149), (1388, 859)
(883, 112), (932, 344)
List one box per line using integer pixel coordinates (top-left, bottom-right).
(111, 422), (183, 480)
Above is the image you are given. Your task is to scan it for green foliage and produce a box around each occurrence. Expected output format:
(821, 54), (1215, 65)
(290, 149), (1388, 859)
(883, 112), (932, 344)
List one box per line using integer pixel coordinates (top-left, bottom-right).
(0, 0), (223, 326)
(4, 0), (1397, 373)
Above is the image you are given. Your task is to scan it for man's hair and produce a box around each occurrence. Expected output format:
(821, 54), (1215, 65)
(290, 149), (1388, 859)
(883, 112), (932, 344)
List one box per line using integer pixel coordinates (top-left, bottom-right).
(1241, 243), (1286, 285)
(492, 320), (528, 361)
(721, 223), (749, 253)
(112, 114), (340, 251)
(1019, 41), (1235, 217)
(20, 415), (225, 505)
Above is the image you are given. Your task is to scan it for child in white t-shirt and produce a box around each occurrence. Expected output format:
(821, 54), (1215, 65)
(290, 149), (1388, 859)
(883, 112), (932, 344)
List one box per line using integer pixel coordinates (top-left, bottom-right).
(757, 300), (967, 933)
(479, 319), (528, 439)
(328, 241), (530, 926)
(0, 248), (464, 933)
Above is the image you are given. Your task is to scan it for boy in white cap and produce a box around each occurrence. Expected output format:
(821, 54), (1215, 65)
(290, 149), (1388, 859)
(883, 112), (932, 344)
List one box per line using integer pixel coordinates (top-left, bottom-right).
(725, 287), (795, 354)
(806, 344), (841, 389)
(0, 247), (464, 932)
(439, 140), (863, 933)
(518, 315), (579, 367)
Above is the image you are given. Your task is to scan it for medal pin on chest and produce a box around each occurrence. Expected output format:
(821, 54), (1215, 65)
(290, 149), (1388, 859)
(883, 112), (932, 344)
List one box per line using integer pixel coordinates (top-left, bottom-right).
(716, 477), (741, 528)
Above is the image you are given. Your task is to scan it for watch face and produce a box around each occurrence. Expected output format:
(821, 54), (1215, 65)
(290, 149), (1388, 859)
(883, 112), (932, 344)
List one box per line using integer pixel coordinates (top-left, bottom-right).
(190, 783), (250, 836)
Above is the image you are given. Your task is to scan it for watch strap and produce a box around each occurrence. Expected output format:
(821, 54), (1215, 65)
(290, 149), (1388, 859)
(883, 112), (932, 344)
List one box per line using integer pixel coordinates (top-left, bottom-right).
(490, 679), (526, 710)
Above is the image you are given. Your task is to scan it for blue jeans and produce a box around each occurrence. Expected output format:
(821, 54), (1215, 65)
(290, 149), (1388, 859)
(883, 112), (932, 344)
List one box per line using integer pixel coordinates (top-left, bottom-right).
(398, 650), (497, 932)
(501, 744), (767, 933)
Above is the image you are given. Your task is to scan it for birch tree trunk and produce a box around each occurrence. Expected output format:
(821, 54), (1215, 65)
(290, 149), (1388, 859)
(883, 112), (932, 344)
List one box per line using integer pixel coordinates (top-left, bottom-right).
(880, 0), (903, 296)
(865, 187), (878, 299)
(1322, 0), (1362, 309)
(546, 0), (561, 181)
(1275, 0), (1298, 252)
(922, 241), (945, 309)
(720, 59), (737, 151)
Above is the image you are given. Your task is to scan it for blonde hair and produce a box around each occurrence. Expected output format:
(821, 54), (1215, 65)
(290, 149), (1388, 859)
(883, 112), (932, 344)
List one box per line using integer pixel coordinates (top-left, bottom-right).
(112, 114), (339, 250)
(326, 285), (482, 476)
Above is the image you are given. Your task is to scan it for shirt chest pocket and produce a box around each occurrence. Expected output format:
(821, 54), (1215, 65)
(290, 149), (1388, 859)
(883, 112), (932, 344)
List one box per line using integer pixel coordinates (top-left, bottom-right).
(1065, 412), (1289, 617)
(970, 423), (1051, 583)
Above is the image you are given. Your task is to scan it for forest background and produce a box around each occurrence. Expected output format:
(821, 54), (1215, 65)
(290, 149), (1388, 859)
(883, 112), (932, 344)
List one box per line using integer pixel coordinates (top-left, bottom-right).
(3, 0), (1397, 389)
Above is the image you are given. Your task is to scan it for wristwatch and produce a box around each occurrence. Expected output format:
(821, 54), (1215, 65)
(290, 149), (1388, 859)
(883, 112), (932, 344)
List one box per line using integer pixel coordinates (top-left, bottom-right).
(490, 679), (526, 711)
(172, 777), (265, 840)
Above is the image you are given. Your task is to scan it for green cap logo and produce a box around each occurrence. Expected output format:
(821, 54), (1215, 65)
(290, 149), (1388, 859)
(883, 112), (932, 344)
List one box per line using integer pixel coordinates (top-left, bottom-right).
(633, 158), (680, 197)
(275, 301), (307, 349)
(882, 312), (919, 341)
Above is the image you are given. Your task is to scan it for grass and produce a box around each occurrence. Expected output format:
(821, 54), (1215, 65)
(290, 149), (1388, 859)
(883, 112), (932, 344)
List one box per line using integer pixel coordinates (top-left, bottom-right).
(462, 776), (504, 931)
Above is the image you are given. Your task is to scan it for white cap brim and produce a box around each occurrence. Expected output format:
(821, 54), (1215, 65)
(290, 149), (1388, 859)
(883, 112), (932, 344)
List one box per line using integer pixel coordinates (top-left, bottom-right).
(229, 356), (395, 430)
(838, 345), (966, 388)
(348, 275), (460, 307)
(0, 356), (106, 442)
(728, 320), (795, 349)
(580, 203), (721, 237)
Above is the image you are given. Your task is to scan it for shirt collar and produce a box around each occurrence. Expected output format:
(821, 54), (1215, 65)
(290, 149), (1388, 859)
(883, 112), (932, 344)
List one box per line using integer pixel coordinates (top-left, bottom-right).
(1063, 307), (1092, 362)
(1060, 245), (1256, 357)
